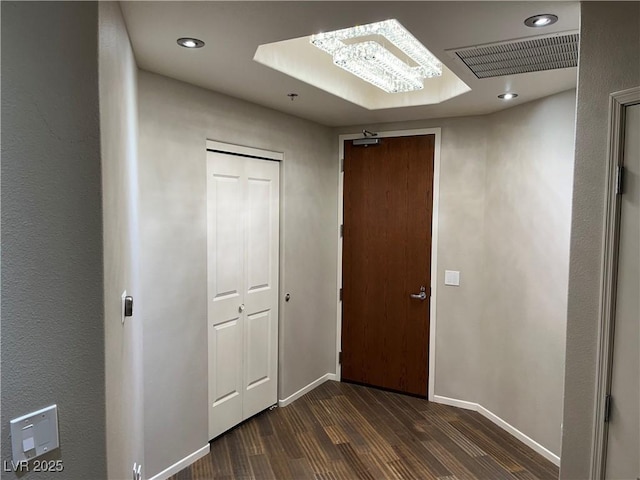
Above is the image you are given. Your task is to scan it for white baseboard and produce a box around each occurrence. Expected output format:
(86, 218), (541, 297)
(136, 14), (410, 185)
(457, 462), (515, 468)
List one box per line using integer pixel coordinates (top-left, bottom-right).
(326, 373), (339, 381)
(475, 404), (560, 466)
(432, 395), (560, 466)
(147, 444), (210, 480)
(433, 395), (477, 411)
(278, 373), (334, 407)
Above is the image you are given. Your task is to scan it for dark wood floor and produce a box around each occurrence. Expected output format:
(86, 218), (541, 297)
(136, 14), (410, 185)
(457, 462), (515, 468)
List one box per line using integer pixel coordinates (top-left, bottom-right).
(171, 381), (559, 480)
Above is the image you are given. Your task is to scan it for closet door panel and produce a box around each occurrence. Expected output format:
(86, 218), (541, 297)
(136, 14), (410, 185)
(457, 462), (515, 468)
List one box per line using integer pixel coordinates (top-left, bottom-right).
(243, 158), (279, 419)
(207, 150), (279, 438)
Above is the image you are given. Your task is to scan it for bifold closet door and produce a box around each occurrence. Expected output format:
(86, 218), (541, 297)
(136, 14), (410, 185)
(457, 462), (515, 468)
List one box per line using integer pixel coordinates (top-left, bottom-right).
(206, 150), (279, 440)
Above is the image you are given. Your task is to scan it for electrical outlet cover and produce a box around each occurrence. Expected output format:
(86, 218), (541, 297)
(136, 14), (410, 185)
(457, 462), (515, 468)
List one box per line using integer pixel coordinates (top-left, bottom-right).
(10, 405), (59, 463)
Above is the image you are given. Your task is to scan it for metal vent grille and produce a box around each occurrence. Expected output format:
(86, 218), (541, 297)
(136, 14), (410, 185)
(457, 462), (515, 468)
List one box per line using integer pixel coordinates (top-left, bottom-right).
(451, 32), (579, 79)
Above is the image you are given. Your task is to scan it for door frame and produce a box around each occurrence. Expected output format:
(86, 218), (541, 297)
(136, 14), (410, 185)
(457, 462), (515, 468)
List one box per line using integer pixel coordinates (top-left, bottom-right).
(591, 86), (640, 479)
(336, 128), (441, 401)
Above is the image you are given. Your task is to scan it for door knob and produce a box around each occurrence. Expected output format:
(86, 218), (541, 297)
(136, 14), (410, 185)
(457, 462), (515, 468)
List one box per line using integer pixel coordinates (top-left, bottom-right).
(238, 304), (245, 313)
(410, 286), (427, 301)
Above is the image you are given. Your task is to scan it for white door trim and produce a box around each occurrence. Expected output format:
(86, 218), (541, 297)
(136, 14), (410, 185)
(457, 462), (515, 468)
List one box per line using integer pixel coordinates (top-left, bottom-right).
(591, 86), (640, 480)
(206, 140), (283, 161)
(336, 128), (441, 401)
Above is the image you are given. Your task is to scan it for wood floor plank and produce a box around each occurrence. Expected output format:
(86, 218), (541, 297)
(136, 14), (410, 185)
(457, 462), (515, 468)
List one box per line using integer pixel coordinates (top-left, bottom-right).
(296, 431), (331, 475)
(427, 426), (516, 480)
(422, 439), (482, 480)
(284, 399), (316, 433)
(335, 389), (404, 460)
(511, 467), (545, 480)
(390, 442), (442, 479)
(456, 409), (558, 479)
(271, 411), (305, 460)
(287, 457), (315, 479)
(312, 425), (344, 462)
(310, 401), (337, 428)
(174, 467), (192, 480)
(425, 414), (486, 458)
(321, 396), (376, 451)
(397, 437), (453, 479)
(255, 410), (273, 438)
(247, 454), (276, 480)
(208, 435), (234, 478)
(326, 459), (360, 480)
(329, 393), (400, 463)
(336, 442), (376, 480)
(239, 421), (264, 456)
(314, 472), (338, 480)
(323, 424), (351, 445)
(472, 455), (518, 480)
(449, 419), (522, 471)
(189, 449), (215, 480)
(356, 451), (394, 479)
(170, 381), (559, 480)
(386, 458), (422, 480)
(227, 431), (254, 479)
(260, 433), (294, 480)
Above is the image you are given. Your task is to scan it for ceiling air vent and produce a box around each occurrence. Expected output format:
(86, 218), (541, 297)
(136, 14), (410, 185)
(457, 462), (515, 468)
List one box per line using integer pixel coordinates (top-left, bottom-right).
(448, 31), (579, 79)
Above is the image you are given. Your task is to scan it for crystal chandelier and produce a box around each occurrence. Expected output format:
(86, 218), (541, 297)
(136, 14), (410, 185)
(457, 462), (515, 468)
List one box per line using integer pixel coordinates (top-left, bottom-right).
(310, 19), (442, 94)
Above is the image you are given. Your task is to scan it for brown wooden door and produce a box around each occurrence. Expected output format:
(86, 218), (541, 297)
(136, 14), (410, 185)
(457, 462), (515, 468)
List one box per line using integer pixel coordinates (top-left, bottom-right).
(342, 135), (434, 397)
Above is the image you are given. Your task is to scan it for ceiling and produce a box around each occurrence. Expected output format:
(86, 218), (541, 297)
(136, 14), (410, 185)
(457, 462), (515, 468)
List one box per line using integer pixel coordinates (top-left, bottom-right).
(121, 1), (579, 127)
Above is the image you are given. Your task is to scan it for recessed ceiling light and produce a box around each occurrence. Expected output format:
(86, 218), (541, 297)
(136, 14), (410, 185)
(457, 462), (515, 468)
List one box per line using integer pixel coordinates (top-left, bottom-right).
(498, 93), (518, 100)
(177, 37), (205, 49)
(524, 14), (558, 28)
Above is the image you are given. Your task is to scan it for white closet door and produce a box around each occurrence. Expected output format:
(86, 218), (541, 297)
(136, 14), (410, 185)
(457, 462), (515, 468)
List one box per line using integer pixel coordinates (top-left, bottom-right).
(207, 150), (279, 440)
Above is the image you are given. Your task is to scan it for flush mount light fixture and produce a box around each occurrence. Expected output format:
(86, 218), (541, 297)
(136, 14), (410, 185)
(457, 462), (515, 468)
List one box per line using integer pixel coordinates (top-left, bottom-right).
(498, 93), (518, 100)
(310, 19), (442, 94)
(524, 14), (558, 28)
(177, 37), (205, 48)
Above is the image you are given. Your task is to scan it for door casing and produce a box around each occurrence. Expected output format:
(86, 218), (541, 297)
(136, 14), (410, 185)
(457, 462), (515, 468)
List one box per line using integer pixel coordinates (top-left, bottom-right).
(336, 128), (441, 401)
(590, 86), (640, 479)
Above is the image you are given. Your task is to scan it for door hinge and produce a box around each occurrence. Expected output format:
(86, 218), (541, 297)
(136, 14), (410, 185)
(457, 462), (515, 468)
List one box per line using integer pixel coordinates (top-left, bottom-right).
(604, 394), (612, 422)
(340, 224), (344, 237)
(339, 288), (343, 301)
(338, 351), (343, 364)
(616, 166), (625, 195)
(340, 158), (344, 173)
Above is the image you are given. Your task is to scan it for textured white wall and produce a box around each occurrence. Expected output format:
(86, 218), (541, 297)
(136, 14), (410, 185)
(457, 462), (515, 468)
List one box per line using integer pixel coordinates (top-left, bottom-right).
(137, 71), (338, 478)
(561, 3), (640, 478)
(482, 90), (575, 455)
(430, 117), (488, 402)
(1, 2), (106, 478)
(99, 3), (145, 479)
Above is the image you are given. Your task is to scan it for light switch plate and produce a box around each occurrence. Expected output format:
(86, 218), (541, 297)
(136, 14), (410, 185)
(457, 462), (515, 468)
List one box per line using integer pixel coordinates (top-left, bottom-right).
(444, 270), (461, 286)
(10, 404), (59, 463)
